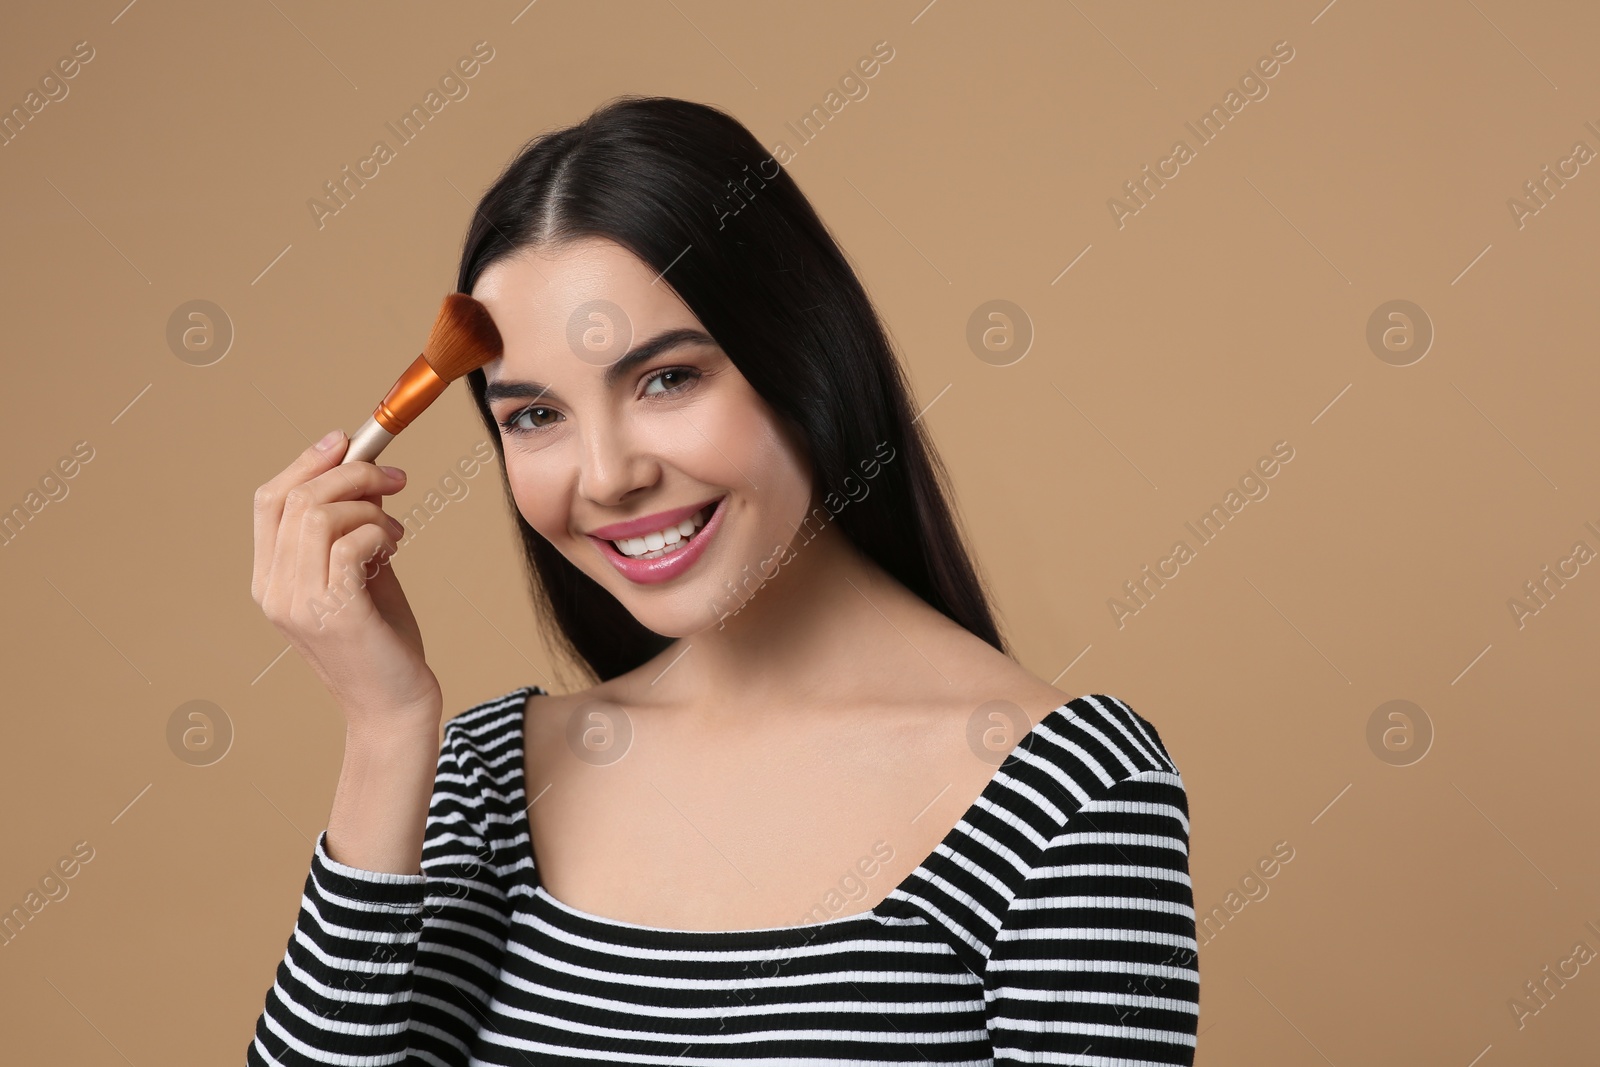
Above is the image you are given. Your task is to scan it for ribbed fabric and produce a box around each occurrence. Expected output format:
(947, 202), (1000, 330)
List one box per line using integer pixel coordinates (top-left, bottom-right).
(247, 685), (1199, 1065)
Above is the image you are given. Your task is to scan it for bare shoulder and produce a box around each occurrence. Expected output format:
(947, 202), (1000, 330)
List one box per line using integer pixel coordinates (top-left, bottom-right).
(521, 676), (634, 750)
(912, 622), (1077, 726)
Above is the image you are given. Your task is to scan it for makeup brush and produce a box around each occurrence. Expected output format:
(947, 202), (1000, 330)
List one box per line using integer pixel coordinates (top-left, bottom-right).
(340, 293), (505, 466)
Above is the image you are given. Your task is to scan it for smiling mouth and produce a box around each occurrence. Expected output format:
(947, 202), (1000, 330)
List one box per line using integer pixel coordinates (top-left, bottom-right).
(608, 503), (715, 560)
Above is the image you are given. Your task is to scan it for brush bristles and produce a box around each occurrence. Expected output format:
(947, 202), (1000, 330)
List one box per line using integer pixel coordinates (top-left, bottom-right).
(423, 293), (505, 382)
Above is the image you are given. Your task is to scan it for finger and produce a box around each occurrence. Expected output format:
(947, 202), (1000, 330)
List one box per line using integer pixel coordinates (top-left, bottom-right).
(362, 541), (408, 623)
(265, 464), (403, 616)
(305, 524), (397, 632)
(253, 429), (348, 603)
(303, 459), (406, 509)
(291, 500), (406, 615)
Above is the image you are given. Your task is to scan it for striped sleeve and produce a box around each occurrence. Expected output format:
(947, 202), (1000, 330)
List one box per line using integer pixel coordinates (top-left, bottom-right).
(983, 768), (1200, 1064)
(246, 717), (509, 1066)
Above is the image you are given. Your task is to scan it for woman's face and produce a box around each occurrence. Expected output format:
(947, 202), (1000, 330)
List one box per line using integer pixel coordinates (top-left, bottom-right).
(472, 236), (818, 637)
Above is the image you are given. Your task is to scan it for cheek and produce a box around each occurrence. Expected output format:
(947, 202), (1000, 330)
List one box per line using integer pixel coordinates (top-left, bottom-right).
(689, 396), (812, 498)
(503, 453), (570, 539)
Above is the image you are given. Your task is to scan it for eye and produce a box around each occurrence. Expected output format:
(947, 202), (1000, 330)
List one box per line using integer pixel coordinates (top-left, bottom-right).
(642, 367), (700, 398)
(498, 367), (701, 437)
(498, 404), (562, 436)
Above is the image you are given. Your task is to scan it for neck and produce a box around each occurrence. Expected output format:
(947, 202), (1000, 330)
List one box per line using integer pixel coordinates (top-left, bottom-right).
(649, 510), (952, 721)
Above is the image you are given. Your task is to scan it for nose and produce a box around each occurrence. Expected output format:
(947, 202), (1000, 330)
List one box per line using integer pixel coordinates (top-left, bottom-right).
(574, 413), (657, 508)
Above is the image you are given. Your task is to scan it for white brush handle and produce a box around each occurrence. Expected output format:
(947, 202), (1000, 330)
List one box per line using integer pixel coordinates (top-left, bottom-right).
(341, 415), (396, 466)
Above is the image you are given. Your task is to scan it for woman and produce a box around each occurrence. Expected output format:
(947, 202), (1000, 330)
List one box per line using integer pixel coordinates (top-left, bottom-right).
(247, 95), (1199, 1065)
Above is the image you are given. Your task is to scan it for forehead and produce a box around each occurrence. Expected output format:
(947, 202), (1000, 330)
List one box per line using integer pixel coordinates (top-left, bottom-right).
(472, 237), (693, 359)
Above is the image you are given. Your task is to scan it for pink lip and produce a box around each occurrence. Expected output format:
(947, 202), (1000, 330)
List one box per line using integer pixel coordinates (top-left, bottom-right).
(587, 495), (727, 586)
(586, 496), (724, 540)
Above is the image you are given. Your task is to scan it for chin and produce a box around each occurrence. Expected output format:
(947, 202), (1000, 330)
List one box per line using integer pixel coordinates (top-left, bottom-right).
(602, 533), (800, 639)
(631, 608), (724, 641)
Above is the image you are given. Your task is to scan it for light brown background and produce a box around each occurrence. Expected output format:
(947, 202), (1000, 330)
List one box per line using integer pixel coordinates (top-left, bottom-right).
(3, 1), (1597, 1063)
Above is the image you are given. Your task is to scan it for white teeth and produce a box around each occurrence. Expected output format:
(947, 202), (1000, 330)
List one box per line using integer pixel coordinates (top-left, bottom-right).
(612, 504), (713, 559)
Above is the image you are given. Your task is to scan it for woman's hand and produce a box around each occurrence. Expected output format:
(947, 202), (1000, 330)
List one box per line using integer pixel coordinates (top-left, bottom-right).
(252, 429), (442, 732)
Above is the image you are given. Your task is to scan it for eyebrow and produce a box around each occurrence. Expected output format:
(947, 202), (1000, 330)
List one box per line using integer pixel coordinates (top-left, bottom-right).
(483, 327), (718, 406)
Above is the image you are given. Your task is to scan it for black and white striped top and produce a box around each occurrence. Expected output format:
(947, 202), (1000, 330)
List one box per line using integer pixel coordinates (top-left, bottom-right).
(246, 684), (1199, 1065)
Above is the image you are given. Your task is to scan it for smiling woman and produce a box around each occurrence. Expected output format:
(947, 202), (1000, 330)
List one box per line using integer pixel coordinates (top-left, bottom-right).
(468, 235), (830, 638)
(246, 94), (1199, 1066)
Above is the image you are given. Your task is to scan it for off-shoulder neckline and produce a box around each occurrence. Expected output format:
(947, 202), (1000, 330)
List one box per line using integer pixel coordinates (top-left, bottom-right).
(504, 684), (1084, 941)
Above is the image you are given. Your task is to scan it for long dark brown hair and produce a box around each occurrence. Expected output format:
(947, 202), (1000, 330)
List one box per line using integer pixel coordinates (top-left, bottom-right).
(455, 94), (1006, 684)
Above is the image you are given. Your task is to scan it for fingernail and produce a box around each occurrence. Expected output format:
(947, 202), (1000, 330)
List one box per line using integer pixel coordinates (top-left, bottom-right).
(388, 516), (405, 536)
(379, 465), (405, 481)
(316, 429), (343, 452)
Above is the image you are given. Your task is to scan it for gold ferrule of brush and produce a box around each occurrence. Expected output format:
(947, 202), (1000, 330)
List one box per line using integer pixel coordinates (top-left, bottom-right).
(373, 353), (447, 434)
(342, 353), (448, 466)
